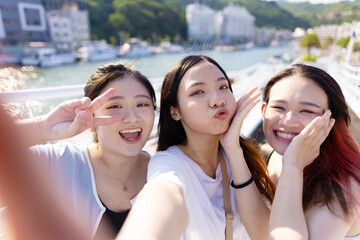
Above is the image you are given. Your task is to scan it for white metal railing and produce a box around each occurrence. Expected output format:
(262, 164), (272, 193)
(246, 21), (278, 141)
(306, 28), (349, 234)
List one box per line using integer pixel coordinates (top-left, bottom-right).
(0, 84), (84, 102)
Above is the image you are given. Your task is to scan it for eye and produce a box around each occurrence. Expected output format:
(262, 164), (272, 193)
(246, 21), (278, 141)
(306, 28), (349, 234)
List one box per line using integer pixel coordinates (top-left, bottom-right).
(272, 106), (285, 111)
(220, 85), (229, 90)
(137, 103), (151, 107)
(107, 105), (121, 109)
(190, 90), (204, 96)
(300, 110), (315, 114)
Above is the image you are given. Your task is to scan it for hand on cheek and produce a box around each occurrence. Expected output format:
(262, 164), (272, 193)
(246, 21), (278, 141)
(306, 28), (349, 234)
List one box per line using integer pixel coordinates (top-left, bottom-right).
(283, 109), (335, 170)
(220, 87), (261, 150)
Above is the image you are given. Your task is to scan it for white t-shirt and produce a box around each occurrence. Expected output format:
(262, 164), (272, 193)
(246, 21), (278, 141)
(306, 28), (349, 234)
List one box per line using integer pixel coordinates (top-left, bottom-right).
(146, 145), (250, 240)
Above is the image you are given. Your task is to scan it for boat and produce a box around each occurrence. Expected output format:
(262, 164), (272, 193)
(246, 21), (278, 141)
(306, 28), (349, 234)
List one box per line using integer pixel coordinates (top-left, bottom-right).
(118, 38), (153, 58)
(21, 47), (76, 67)
(77, 44), (117, 62)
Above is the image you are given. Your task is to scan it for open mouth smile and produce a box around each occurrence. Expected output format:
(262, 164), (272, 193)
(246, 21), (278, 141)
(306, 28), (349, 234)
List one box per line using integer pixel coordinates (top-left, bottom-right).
(119, 128), (142, 143)
(274, 130), (297, 140)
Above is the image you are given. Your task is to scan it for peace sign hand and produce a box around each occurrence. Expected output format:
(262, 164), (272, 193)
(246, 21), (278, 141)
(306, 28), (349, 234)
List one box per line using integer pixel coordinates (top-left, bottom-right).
(42, 88), (122, 141)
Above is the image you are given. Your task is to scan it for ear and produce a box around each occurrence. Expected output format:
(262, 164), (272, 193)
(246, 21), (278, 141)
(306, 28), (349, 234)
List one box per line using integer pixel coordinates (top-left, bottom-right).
(170, 106), (181, 121)
(261, 102), (267, 118)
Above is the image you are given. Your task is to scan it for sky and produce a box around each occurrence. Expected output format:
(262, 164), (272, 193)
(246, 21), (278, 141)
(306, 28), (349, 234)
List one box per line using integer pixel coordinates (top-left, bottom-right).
(271, 0), (354, 4)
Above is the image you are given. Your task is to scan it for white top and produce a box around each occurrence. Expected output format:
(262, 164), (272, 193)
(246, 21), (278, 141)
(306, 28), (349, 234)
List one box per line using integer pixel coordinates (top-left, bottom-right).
(145, 145), (250, 240)
(345, 235), (360, 240)
(31, 142), (136, 238)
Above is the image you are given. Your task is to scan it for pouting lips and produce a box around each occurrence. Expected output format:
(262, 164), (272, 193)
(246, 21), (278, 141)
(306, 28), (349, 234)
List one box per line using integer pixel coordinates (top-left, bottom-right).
(119, 128), (142, 141)
(275, 130), (296, 140)
(215, 109), (229, 120)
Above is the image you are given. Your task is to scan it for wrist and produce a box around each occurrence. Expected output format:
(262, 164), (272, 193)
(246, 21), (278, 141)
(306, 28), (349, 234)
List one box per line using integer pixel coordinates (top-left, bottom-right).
(281, 162), (304, 176)
(37, 115), (53, 142)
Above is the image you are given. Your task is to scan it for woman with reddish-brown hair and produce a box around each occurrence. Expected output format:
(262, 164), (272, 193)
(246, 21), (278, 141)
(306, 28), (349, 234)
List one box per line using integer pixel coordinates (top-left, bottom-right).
(262, 63), (360, 239)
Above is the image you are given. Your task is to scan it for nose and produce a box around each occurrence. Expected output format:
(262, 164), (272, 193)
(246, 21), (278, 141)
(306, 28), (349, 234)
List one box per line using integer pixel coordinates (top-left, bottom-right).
(210, 91), (225, 108)
(280, 111), (300, 127)
(122, 107), (139, 123)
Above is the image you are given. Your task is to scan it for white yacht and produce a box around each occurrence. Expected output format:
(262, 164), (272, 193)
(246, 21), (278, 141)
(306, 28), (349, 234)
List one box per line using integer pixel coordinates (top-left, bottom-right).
(118, 38), (153, 58)
(21, 47), (76, 67)
(77, 41), (117, 62)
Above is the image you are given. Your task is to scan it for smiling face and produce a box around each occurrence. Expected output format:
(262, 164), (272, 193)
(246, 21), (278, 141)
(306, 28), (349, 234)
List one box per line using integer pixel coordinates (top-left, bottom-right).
(94, 77), (155, 157)
(171, 60), (236, 138)
(261, 75), (329, 155)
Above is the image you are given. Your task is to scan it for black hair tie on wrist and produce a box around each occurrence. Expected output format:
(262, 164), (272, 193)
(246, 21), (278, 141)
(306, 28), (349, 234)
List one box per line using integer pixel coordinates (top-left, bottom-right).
(231, 176), (254, 189)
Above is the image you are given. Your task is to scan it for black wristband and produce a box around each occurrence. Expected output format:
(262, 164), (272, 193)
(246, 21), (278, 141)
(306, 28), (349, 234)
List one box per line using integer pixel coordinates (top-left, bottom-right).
(231, 176), (254, 189)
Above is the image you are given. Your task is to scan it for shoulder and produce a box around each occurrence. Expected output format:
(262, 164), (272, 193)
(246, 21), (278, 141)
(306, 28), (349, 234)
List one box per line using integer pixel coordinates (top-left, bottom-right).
(31, 141), (85, 156)
(147, 146), (187, 189)
(305, 180), (360, 239)
(30, 142), (89, 169)
(149, 146), (185, 170)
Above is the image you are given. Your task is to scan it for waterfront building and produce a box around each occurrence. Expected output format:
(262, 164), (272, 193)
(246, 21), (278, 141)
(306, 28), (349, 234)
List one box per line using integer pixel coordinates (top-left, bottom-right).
(186, 3), (216, 41)
(216, 4), (255, 44)
(47, 11), (73, 44)
(273, 29), (293, 44)
(44, 0), (90, 44)
(313, 24), (338, 45)
(336, 21), (360, 40)
(0, 0), (49, 44)
(255, 27), (277, 46)
(0, 0), (89, 46)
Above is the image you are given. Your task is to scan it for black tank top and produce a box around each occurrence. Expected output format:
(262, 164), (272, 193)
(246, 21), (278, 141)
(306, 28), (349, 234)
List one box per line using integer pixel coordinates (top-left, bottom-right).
(99, 198), (130, 237)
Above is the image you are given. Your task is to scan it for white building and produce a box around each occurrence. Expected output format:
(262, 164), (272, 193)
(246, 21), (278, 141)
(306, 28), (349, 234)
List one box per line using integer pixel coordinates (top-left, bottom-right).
(45, 3), (89, 51)
(186, 3), (216, 41)
(336, 21), (360, 40)
(255, 27), (276, 46)
(62, 3), (90, 42)
(216, 4), (255, 43)
(47, 11), (73, 43)
(313, 24), (338, 44)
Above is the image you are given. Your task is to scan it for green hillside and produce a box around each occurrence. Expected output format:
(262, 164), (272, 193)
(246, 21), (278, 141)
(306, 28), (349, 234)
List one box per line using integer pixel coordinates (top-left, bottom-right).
(86, 0), (360, 44)
(278, 0), (360, 26)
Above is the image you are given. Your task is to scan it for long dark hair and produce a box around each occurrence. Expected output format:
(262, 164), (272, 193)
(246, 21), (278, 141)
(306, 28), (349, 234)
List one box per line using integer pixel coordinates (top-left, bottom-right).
(158, 55), (275, 202)
(263, 63), (360, 217)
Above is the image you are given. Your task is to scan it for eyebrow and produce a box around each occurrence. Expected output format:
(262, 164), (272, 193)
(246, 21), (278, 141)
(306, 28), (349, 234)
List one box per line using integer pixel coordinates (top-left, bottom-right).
(271, 100), (321, 109)
(189, 77), (228, 88)
(108, 95), (152, 100)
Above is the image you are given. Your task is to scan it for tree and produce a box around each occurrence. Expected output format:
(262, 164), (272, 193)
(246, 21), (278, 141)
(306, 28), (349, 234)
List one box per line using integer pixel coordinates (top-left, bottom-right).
(336, 36), (351, 49)
(354, 42), (360, 52)
(109, 0), (185, 43)
(322, 36), (334, 49)
(299, 33), (320, 55)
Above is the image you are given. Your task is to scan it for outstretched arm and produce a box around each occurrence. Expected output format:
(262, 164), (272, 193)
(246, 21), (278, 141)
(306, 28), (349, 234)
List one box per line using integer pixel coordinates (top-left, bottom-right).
(220, 87), (270, 240)
(16, 88), (122, 147)
(269, 110), (335, 240)
(117, 182), (188, 240)
(0, 105), (89, 240)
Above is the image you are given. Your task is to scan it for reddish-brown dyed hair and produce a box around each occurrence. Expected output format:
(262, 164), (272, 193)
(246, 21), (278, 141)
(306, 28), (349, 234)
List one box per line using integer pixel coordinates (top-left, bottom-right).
(263, 63), (360, 217)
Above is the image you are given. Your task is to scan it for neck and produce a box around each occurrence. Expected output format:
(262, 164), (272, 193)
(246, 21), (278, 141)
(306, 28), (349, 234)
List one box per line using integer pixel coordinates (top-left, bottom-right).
(94, 143), (140, 181)
(179, 134), (220, 178)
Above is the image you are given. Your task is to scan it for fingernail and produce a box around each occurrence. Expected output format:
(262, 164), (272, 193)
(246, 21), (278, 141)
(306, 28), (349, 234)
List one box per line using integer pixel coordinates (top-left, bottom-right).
(75, 108), (84, 114)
